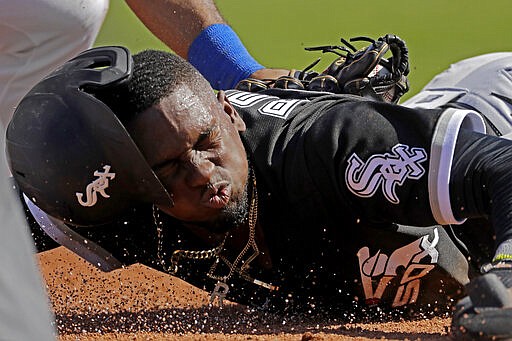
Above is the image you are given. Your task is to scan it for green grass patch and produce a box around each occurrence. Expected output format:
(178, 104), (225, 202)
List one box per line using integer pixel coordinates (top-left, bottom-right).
(96, 1), (512, 99)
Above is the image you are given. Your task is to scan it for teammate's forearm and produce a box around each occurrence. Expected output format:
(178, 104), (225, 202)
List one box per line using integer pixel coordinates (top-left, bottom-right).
(125, 0), (224, 58)
(125, 0), (287, 90)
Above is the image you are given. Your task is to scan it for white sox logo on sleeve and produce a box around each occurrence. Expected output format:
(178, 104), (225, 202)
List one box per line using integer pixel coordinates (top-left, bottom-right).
(76, 165), (116, 207)
(345, 144), (427, 204)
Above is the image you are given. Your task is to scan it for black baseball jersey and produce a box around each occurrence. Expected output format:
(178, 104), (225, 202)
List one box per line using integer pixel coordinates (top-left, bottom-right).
(223, 89), (491, 312)
(228, 88), (489, 227)
(231, 89), (440, 226)
(23, 89), (495, 317)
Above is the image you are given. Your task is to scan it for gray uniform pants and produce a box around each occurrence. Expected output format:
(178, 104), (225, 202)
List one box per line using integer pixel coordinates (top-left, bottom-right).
(404, 52), (512, 137)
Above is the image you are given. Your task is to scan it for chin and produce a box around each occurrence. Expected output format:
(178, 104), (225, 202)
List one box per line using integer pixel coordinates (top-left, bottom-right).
(199, 183), (249, 233)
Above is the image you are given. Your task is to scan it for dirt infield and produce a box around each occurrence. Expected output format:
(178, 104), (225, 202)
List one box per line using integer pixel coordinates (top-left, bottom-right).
(38, 247), (453, 340)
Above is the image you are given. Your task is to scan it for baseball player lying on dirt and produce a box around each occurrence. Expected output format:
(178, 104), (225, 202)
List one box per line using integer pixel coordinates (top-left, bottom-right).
(6, 43), (512, 340)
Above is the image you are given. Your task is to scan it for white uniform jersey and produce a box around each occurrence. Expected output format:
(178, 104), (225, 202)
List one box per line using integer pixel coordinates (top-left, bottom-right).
(0, 0), (109, 128)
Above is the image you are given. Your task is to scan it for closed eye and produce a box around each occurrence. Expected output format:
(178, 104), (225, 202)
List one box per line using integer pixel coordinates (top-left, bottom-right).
(195, 126), (221, 151)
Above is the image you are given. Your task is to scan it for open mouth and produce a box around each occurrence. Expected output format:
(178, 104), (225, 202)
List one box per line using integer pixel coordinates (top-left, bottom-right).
(201, 181), (231, 209)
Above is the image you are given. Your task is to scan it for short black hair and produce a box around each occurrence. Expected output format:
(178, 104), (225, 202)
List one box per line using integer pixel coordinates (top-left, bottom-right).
(96, 49), (208, 122)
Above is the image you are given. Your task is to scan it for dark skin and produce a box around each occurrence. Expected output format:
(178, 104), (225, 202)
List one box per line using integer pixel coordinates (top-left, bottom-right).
(126, 85), (249, 226)
(126, 84), (273, 270)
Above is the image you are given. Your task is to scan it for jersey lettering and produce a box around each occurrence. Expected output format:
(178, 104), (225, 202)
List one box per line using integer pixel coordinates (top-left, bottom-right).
(76, 165), (116, 207)
(357, 228), (439, 307)
(258, 99), (304, 119)
(227, 90), (306, 120)
(226, 91), (269, 108)
(345, 144), (427, 204)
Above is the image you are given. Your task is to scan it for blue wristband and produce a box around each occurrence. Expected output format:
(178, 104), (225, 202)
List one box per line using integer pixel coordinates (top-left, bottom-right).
(188, 24), (264, 90)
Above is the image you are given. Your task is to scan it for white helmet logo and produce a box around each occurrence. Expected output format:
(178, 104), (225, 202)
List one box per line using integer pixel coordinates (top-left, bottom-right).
(76, 165), (116, 207)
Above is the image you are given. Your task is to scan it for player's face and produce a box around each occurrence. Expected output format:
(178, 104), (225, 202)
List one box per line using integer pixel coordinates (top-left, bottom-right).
(127, 87), (249, 231)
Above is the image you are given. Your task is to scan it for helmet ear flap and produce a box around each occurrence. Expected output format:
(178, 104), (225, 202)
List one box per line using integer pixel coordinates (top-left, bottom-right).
(6, 46), (173, 226)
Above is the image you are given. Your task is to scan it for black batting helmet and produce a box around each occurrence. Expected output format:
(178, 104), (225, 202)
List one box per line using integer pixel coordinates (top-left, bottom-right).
(6, 46), (173, 226)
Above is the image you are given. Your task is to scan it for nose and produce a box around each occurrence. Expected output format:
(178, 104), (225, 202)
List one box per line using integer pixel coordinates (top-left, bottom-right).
(185, 151), (215, 187)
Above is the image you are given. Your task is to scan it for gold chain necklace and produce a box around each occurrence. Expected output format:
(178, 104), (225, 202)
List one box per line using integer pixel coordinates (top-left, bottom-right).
(153, 206), (226, 275)
(152, 167), (278, 306)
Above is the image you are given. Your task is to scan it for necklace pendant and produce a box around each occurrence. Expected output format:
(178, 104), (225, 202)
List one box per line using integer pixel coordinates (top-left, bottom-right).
(209, 281), (229, 307)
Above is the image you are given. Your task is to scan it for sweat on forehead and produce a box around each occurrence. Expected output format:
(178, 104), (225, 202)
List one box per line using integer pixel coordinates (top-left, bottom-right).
(162, 83), (219, 124)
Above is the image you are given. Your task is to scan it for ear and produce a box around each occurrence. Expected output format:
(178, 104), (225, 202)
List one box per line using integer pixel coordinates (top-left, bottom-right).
(217, 91), (246, 132)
